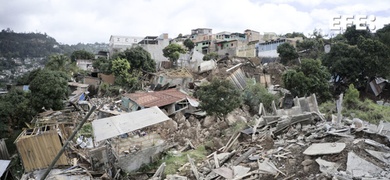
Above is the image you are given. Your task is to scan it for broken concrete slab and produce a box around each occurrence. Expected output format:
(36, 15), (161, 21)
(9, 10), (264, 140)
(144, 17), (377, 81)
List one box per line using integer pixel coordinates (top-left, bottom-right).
(232, 165), (250, 178)
(213, 167), (233, 179)
(347, 152), (383, 178)
(257, 160), (277, 175)
(166, 174), (188, 180)
(365, 149), (390, 165)
(216, 153), (231, 161)
(315, 158), (340, 177)
(303, 143), (346, 155)
(364, 139), (390, 151)
(257, 159), (285, 176)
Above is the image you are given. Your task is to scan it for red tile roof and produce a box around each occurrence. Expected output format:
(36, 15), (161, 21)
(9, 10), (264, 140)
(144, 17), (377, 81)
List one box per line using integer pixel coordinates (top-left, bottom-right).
(124, 88), (188, 107)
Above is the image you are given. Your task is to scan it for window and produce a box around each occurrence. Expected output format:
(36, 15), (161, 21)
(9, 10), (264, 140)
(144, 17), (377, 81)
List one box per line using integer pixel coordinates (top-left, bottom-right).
(134, 39), (137, 42)
(125, 38), (128, 42)
(231, 43), (233, 46)
(117, 38), (120, 41)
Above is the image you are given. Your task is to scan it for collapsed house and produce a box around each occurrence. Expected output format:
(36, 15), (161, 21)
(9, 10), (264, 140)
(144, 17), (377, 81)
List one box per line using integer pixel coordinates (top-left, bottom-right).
(92, 106), (172, 172)
(151, 68), (194, 90)
(121, 88), (198, 115)
(369, 77), (389, 96)
(15, 126), (69, 172)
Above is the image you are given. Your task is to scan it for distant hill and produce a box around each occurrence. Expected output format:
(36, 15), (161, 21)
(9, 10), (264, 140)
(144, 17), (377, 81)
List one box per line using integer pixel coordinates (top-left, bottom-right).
(0, 29), (61, 58)
(0, 29), (109, 84)
(59, 42), (109, 56)
(0, 29), (108, 58)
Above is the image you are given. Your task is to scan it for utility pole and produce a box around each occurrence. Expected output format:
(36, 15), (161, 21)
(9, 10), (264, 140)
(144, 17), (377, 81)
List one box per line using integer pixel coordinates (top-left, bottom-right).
(40, 106), (97, 180)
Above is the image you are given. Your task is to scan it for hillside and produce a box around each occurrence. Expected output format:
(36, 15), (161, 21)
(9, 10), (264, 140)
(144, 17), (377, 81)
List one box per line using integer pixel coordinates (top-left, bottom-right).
(0, 29), (108, 84)
(0, 29), (109, 58)
(0, 29), (60, 58)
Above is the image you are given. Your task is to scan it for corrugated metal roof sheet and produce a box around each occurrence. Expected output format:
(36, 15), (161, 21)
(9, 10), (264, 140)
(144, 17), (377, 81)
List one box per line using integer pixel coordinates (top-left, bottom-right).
(92, 106), (170, 142)
(124, 88), (188, 107)
(0, 159), (11, 177)
(227, 68), (247, 90)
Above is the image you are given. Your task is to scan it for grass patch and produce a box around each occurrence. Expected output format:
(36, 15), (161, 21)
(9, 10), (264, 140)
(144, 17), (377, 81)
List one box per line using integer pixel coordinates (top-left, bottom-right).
(319, 99), (390, 124)
(139, 145), (208, 176)
(75, 122), (93, 140)
(343, 99), (390, 124)
(163, 145), (207, 175)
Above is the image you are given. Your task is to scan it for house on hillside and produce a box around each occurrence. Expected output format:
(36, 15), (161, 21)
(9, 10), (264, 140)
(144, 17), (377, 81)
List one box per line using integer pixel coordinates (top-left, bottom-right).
(109, 35), (144, 56)
(214, 31), (258, 58)
(137, 33), (170, 68)
(95, 50), (109, 60)
(76, 59), (93, 71)
(177, 50), (205, 72)
(191, 28), (216, 54)
(257, 37), (303, 62)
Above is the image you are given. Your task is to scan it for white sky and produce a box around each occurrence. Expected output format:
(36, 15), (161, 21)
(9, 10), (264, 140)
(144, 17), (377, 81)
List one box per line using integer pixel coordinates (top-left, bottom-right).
(1, 0), (389, 44)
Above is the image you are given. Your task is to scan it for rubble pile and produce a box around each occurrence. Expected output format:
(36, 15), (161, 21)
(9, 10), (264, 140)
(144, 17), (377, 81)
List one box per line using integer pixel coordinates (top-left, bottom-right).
(150, 95), (390, 180)
(162, 106), (252, 152)
(166, 115), (390, 180)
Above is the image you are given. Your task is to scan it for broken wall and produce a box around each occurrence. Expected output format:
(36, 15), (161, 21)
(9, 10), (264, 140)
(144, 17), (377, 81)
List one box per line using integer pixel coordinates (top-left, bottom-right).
(99, 73), (115, 85)
(116, 143), (167, 172)
(154, 75), (193, 89)
(274, 94), (319, 116)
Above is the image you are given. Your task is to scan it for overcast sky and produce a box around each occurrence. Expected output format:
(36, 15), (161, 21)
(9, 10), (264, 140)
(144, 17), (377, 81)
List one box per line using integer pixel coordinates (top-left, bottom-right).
(1, 0), (389, 45)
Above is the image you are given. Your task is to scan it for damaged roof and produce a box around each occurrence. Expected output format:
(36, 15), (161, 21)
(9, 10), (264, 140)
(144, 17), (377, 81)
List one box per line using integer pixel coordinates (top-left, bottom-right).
(123, 88), (189, 107)
(92, 106), (170, 142)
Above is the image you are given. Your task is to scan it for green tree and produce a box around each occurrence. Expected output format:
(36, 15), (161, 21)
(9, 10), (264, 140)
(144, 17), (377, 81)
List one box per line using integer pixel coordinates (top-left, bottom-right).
(323, 37), (390, 89)
(375, 24), (390, 48)
(282, 59), (331, 102)
(93, 57), (111, 73)
(284, 32), (306, 38)
(344, 84), (360, 108)
(45, 54), (78, 75)
(111, 58), (130, 77)
(70, 50), (94, 62)
(29, 70), (69, 112)
(322, 42), (362, 87)
(357, 36), (390, 79)
(183, 38), (195, 50)
(163, 43), (186, 67)
(111, 58), (141, 91)
(115, 46), (156, 72)
(277, 43), (299, 65)
(243, 81), (276, 113)
(296, 37), (326, 60)
(196, 78), (242, 119)
(344, 25), (372, 45)
(0, 88), (35, 131)
(203, 52), (219, 60)
(15, 68), (42, 85)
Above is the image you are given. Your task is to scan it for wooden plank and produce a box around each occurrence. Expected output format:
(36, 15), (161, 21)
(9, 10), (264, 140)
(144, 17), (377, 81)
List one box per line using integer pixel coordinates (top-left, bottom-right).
(16, 129), (68, 172)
